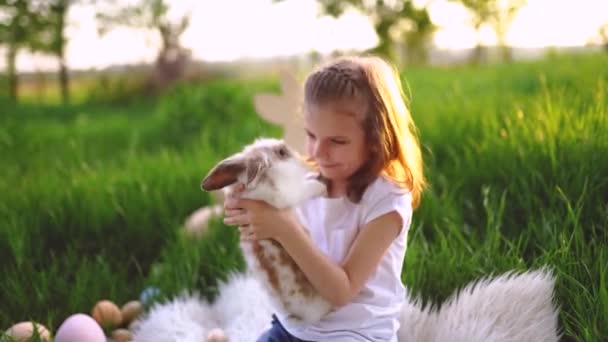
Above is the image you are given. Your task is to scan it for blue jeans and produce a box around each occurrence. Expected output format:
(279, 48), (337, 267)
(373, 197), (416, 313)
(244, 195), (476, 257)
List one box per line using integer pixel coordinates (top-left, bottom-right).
(256, 315), (314, 342)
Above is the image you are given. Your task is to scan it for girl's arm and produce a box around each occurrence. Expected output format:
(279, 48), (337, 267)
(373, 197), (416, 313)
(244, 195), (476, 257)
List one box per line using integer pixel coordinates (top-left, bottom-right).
(277, 210), (402, 307)
(224, 197), (403, 307)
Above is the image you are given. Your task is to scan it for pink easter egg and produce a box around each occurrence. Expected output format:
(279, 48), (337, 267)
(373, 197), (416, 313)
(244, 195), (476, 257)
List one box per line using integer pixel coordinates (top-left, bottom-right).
(54, 313), (106, 342)
(4, 321), (51, 341)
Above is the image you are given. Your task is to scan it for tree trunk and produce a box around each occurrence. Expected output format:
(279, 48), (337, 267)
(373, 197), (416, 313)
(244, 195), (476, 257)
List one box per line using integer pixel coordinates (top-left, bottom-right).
(496, 27), (513, 63)
(471, 44), (484, 65)
(7, 44), (18, 102)
(405, 34), (429, 66)
(471, 26), (484, 65)
(55, 0), (69, 104)
(499, 44), (513, 63)
(59, 55), (69, 104)
(34, 69), (47, 103)
(372, 22), (396, 63)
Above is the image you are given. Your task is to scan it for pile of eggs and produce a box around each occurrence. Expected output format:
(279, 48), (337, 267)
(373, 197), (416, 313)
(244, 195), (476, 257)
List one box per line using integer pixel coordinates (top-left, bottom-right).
(3, 298), (146, 342)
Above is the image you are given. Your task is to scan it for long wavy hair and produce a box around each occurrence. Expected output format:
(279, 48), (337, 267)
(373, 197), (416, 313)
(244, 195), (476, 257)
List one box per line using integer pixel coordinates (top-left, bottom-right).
(303, 55), (425, 208)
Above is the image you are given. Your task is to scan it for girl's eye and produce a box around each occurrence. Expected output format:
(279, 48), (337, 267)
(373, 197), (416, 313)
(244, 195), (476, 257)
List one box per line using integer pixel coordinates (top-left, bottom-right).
(331, 139), (347, 145)
(306, 132), (316, 140)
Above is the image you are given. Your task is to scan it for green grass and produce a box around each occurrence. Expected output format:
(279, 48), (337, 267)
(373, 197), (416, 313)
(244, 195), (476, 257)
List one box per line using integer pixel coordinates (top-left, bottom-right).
(1, 52), (607, 341)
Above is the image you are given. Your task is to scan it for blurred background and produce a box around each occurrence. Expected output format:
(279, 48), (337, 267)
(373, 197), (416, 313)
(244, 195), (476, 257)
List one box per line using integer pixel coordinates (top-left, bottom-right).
(2, 0), (608, 103)
(1, 1), (607, 341)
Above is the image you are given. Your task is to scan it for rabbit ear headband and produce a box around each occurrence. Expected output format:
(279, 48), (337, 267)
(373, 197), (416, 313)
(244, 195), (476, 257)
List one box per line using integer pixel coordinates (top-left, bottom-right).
(254, 69), (306, 156)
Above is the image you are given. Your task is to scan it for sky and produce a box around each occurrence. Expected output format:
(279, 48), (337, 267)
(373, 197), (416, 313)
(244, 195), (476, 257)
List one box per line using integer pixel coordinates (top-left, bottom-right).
(4, 0), (608, 72)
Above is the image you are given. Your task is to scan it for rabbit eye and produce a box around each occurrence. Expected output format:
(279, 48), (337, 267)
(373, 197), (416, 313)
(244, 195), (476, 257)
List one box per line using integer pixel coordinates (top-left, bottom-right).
(276, 147), (289, 158)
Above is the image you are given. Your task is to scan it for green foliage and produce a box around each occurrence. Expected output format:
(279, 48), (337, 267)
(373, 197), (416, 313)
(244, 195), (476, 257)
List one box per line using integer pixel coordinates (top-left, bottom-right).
(0, 53), (606, 340)
(147, 220), (246, 303)
(155, 78), (281, 149)
(448, 0), (527, 62)
(401, 54), (608, 338)
(84, 72), (154, 105)
(96, 0), (188, 37)
(282, 0), (434, 63)
(95, 0), (194, 89)
(0, 0), (76, 103)
(0, 78), (280, 331)
(0, 0), (49, 101)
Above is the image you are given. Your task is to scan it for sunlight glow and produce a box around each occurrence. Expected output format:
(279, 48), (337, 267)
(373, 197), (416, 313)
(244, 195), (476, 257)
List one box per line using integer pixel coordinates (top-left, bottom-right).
(507, 0), (608, 47)
(3, 0), (607, 72)
(431, 0), (608, 48)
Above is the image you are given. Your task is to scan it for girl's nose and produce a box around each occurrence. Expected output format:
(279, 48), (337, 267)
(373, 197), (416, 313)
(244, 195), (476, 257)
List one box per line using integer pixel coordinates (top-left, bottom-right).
(312, 140), (326, 159)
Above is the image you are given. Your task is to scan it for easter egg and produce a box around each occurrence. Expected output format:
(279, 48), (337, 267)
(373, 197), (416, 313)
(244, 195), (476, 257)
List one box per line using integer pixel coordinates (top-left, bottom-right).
(4, 321), (51, 341)
(128, 318), (141, 332)
(54, 314), (105, 342)
(91, 300), (122, 329)
(111, 328), (132, 342)
(139, 287), (161, 305)
(207, 328), (227, 342)
(120, 300), (143, 325)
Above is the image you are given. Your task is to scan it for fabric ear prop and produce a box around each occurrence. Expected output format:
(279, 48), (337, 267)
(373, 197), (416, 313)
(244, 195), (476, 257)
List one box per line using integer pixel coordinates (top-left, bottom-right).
(254, 69), (307, 155)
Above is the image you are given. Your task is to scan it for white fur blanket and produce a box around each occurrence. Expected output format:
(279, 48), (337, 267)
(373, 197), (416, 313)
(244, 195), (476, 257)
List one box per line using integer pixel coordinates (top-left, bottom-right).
(132, 268), (559, 342)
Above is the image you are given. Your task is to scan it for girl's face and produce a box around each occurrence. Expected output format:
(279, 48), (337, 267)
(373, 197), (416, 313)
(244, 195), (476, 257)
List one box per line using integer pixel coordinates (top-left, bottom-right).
(304, 103), (368, 194)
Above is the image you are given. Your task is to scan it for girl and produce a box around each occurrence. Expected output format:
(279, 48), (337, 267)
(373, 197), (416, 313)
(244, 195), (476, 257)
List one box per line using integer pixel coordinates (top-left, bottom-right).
(223, 55), (425, 342)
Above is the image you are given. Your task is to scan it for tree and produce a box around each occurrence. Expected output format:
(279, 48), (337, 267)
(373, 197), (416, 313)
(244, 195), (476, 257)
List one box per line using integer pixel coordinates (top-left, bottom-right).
(34, 0), (74, 104)
(450, 0), (526, 63)
(487, 0), (526, 62)
(278, 0), (435, 65)
(0, 0), (46, 102)
(599, 22), (608, 53)
(394, 3), (435, 65)
(96, 0), (191, 88)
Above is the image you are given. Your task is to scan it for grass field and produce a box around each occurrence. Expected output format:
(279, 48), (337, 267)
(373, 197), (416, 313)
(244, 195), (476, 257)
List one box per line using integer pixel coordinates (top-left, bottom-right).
(1, 53), (607, 341)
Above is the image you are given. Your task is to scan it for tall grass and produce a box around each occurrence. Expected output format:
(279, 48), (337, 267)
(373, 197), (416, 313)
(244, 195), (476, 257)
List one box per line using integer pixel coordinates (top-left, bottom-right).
(401, 55), (608, 340)
(1, 53), (606, 340)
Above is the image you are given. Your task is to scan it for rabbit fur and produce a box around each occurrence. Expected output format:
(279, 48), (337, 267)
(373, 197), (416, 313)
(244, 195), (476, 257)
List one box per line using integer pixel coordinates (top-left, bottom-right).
(132, 138), (560, 342)
(200, 138), (333, 324)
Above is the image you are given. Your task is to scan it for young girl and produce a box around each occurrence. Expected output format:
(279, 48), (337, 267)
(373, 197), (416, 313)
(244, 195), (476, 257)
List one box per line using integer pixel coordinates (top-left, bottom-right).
(223, 55), (425, 342)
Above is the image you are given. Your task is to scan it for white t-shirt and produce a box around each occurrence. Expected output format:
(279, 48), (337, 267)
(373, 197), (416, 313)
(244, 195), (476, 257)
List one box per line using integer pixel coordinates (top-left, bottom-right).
(277, 176), (413, 342)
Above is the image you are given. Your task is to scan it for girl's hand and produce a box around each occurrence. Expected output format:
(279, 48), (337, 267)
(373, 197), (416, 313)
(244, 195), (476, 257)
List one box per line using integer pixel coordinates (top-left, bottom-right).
(223, 197), (299, 241)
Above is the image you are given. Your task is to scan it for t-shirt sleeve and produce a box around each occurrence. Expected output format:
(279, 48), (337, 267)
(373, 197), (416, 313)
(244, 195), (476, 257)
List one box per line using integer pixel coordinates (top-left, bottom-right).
(362, 184), (413, 234)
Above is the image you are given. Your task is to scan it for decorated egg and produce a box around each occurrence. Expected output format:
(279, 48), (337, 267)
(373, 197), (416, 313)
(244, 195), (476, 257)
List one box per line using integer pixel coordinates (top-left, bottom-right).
(120, 300), (143, 325)
(128, 318), (141, 331)
(207, 328), (227, 342)
(111, 328), (132, 342)
(91, 300), (122, 329)
(54, 314), (105, 342)
(4, 321), (51, 341)
(139, 287), (161, 305)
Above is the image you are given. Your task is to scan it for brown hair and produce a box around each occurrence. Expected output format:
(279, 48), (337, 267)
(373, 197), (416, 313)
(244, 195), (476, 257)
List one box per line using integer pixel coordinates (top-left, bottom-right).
(303, 55), (425, 208)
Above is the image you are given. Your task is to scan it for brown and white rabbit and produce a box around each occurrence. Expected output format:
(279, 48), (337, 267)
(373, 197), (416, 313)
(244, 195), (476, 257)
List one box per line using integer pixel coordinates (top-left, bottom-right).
(201, 137), (333, 323)
(133, 138), (559, 342)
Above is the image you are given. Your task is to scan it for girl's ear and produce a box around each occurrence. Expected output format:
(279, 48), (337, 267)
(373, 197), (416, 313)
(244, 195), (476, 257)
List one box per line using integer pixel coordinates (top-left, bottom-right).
(201, 156), (246, 191)
(368, 139), (378, 155)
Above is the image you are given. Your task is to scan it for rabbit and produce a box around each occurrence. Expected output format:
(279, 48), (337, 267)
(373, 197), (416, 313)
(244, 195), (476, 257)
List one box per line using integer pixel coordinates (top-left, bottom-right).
(133, 138), (559, 342)
(200, 137), (333, 324)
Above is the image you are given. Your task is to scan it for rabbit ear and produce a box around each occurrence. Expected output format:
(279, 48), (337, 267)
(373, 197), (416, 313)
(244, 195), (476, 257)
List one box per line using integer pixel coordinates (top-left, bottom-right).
(279, 69), (302, 104)
(243, 153), (271, 187)
(201, 156), (246, 191)
(254, 69), (302, 126)
(254, 94), (288, 125)
(201, 153), (270, 191)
